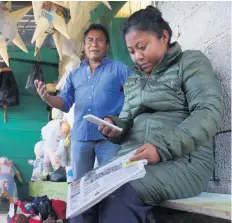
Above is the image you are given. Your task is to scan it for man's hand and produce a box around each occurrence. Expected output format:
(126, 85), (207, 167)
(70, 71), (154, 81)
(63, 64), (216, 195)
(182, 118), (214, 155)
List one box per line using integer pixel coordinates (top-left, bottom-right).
(34, 79), (49, 101)
(130, 143), (160, 164)
(98, 117), (122, 138)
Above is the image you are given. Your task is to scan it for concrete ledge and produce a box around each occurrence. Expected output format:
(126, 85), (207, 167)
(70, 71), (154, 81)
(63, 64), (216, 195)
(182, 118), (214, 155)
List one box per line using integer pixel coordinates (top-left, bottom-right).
(160, 192), (231, 220)
(29, 181), (68, 201)
(28, 182), (231, 220)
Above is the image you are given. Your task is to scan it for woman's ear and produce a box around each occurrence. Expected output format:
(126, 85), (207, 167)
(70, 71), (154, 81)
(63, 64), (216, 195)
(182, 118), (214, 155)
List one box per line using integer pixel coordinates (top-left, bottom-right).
(162, 30), (169, 45)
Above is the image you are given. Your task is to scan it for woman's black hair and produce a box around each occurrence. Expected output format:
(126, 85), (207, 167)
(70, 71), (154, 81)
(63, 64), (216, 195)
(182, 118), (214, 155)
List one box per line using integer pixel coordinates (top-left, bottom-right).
(120, 5), (172, 45)
(83, 23), (110, 44)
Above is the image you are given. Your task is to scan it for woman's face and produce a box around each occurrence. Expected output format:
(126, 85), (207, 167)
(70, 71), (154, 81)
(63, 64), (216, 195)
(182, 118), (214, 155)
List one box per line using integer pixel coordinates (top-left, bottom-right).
(125, 29), (169, 75)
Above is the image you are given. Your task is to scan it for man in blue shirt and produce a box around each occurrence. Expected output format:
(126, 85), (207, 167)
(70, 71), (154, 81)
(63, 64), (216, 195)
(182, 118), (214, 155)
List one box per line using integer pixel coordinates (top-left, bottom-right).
(34, 24), (132, 182)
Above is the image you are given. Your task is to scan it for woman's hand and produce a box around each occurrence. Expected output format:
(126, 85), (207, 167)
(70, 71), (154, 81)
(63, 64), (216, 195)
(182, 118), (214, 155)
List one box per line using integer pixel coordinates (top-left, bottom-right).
(98, 117), (122, 138)
(130, 143), (160, 164)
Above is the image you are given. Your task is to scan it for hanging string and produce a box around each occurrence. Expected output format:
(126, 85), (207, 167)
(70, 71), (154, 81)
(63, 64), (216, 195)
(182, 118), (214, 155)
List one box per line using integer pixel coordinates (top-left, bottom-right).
(36, 51), (41, 63)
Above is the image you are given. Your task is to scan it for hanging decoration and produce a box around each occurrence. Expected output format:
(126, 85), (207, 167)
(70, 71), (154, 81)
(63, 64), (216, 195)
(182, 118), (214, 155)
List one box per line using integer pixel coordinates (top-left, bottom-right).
(32, 1), (112, 60)
(53, 1), (111, 24)
(0, 58), (19, 123)
(0, 2), (32, 67)
(31, 1), (71, 60)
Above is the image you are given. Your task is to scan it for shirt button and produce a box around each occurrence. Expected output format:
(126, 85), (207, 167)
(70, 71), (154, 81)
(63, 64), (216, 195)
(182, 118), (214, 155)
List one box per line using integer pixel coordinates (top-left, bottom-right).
(91, 85), (93, 88)
(88, 109), (91, 111)
(89, 97), (91, 99)
(88, 76), (90, 79)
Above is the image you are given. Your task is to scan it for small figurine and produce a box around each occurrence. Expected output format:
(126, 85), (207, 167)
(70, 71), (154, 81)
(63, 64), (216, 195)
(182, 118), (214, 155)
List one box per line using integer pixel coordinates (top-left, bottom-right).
(28, 141), (45, 181)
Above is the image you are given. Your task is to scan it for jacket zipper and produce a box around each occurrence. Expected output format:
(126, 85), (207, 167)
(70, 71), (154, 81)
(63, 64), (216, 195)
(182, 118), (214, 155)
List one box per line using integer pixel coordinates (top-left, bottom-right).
(139, 53), (166, 144)
(188, 154), (192, 163)
(144, 114), (151, 144)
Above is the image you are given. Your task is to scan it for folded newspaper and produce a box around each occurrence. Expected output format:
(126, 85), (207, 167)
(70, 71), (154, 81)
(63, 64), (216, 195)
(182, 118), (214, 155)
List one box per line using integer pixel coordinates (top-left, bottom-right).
(66, 150), (147, 219)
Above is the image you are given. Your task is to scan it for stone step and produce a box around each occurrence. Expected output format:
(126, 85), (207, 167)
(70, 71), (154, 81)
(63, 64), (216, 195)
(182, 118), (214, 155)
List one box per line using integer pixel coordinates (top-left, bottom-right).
(160, 192), (231, 220)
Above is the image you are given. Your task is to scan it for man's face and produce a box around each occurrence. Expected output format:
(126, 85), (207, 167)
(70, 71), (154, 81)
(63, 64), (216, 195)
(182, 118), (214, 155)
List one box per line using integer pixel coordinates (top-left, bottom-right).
(84, 29), (108, 62)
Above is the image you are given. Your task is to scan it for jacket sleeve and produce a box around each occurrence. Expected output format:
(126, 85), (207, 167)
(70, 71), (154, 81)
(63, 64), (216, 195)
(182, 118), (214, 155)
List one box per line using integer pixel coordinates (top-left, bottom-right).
(105, 87), (134, 144)
(152, 51), (223, 161)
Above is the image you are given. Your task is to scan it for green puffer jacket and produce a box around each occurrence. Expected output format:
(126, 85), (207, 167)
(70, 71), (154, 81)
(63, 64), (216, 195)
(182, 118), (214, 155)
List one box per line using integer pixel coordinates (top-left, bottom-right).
(108, 42), (223, 205)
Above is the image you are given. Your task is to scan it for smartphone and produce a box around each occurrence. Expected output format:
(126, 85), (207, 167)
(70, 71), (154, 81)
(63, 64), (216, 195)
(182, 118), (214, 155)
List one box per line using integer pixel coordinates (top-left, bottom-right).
(83, 114), (123, 132)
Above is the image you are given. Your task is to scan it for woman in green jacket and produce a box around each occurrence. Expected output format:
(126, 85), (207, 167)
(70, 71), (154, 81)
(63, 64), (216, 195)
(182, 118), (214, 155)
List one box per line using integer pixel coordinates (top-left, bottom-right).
(74, 5), (223, 223)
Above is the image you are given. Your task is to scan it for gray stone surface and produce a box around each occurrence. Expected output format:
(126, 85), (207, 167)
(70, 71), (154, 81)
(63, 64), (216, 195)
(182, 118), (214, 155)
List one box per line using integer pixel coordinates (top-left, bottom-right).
(207, 180), (231, 195)
(156, 1), (231, 132)
(155, 1), (231, 195)
(205, 33), (231, 131)
(205, 133), (231, 194)
(215, 133), (231, 181)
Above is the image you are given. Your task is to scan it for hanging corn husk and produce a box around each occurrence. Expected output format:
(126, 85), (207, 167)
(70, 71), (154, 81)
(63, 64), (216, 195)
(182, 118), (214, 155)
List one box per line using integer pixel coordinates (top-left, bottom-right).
(0, 2), (32, 66)
(32, 1), (70, 60)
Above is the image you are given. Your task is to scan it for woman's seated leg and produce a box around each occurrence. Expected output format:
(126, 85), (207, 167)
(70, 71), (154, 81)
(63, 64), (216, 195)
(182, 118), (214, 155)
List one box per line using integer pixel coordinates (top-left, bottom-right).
(99, 183), (153, 223)
(69, 204), (99, 223)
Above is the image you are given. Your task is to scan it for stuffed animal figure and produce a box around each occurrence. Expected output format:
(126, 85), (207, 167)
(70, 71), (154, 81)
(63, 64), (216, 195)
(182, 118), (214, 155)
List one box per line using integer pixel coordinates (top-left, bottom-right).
(41, 120), (71, 174)
(51, 108), (63, 120)
(28, 141), (45, 181)
(0, 157), (22, 202)
(54, 121), (71, 168)
(48, 121), (71, 170)
(41, 120), (61, 175)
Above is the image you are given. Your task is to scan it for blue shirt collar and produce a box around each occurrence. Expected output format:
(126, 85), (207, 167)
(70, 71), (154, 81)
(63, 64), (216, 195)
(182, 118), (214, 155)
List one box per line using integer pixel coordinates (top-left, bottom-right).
(82, 56), (110, 66)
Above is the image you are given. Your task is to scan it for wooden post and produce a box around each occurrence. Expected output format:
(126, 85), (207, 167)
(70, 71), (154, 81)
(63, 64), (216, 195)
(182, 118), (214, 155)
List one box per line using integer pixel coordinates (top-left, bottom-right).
(3, 104), (7, 123)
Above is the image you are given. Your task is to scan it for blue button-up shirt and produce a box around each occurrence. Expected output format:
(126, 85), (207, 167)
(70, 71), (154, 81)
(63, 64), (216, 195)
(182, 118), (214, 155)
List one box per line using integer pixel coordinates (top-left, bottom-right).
(58, 57), (132, 141)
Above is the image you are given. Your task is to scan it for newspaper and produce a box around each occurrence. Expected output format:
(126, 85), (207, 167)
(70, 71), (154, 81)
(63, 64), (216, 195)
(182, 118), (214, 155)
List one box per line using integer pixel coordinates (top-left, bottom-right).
(66, 150), (147, 219)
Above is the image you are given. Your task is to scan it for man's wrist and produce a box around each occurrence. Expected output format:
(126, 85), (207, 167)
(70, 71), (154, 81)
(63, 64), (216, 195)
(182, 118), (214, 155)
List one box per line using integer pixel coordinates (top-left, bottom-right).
(42, 94), (50, 102)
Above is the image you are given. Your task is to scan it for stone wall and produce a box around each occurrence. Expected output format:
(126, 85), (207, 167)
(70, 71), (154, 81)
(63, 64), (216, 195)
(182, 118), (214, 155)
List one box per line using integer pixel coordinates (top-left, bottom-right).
(156, 1), (231, 194)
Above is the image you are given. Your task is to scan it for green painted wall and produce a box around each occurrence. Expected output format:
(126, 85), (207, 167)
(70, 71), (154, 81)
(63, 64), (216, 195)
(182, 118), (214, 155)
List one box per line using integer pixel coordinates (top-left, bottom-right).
(0, 2), (132, 199)
(91, 1), (133, 67)
(109, 18), (133, 67)
(0, 46), (58, 198)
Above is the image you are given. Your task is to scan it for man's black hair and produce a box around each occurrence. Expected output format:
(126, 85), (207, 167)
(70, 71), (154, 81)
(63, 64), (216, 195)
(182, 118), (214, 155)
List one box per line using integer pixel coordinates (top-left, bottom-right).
(83, 23), (110, 44)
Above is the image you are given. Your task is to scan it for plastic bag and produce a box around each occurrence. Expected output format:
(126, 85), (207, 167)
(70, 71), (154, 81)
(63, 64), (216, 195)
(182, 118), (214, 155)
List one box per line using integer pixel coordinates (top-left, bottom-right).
(25, 63), (44, 95)
(51, 199), (66, 220)
(38, 199), (56, 221)
(50, 167), (66, 182)
(0, 63), (19, 106)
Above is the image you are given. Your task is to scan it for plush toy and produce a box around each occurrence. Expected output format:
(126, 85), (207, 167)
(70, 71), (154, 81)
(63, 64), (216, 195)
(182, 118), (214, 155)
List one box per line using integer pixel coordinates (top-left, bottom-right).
(41, 120), (71, 175)
(41, 120), (61, 175)
(49, 121), (71, 170)
(51, 107), (63, 120)
(0, 157), (22, 202)
(55, 121), (71, 165)
(62, 104), (74, 129)
(28, 141), (45, 181)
